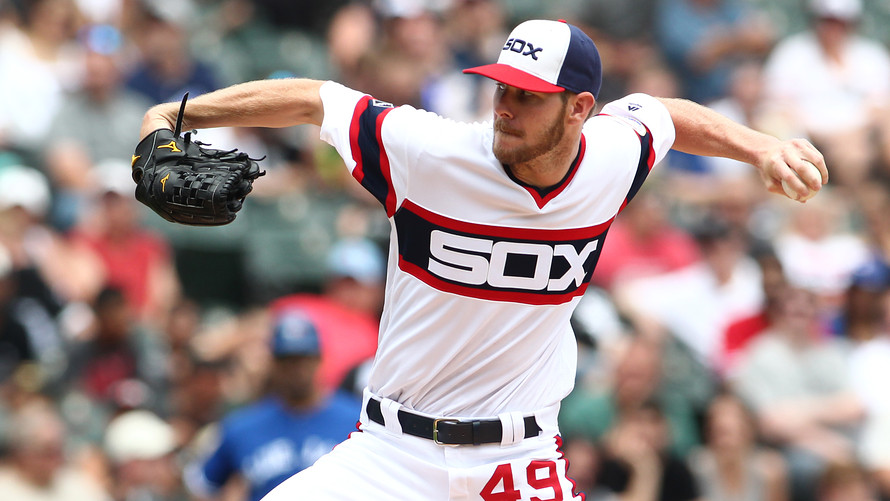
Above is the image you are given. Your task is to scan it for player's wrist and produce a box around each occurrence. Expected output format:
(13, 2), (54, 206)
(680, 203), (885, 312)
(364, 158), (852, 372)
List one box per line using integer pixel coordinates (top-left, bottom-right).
(140, 104), (179, 140)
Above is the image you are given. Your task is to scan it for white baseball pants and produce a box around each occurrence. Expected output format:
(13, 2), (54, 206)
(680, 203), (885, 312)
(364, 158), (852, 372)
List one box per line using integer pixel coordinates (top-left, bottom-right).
(261, 391), (584, 500)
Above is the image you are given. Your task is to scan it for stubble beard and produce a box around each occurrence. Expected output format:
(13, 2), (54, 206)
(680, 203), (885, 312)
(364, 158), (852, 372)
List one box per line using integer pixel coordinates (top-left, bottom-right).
(492, 111), (567, 166)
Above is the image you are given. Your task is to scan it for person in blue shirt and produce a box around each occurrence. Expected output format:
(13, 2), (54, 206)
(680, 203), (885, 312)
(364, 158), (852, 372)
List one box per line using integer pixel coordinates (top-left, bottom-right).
(655, 0), (775, 103)
(184, 308), (362, 501)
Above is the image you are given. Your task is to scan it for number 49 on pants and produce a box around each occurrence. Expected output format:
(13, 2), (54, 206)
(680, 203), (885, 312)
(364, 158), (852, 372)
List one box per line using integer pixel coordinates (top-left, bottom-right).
(481, 460), (577, 501)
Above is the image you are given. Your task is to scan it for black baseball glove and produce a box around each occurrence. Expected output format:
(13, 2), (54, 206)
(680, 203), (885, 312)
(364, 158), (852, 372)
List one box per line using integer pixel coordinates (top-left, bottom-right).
(131, 93), (265, 226)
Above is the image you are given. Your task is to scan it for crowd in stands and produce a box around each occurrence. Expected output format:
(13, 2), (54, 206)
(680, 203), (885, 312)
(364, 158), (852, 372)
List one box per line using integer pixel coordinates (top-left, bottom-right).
(2, 0), (890, 499)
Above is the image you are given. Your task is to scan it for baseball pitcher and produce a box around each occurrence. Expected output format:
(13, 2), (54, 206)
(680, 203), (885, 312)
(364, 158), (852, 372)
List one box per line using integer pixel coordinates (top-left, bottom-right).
(136, 19), (827, 501)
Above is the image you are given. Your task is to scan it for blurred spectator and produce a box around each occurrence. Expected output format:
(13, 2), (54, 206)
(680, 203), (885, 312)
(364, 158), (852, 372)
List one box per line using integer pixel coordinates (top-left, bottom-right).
(591, 183), (700, 291)
(0, 398), (110, 500)
(773, 188), (870, 321)
(718, 245), (787, 377)
(842, 267), (890, 499)
(103, 409), (185, 501)
(561, 438), (610, 500)
(167, 352), (231, 450)
(576, 0), (657, 42)
(835, 260), (890, 341)
(707, 175), (771, 249)
(184, 309), (361, 501)
(616, 216), (763, 373)
(0, 165), (102, 390)
(159, 298), (202, 389)
(0, 163), (103, 305)
(594, 400), (702, 501)
(560, 336), (700, 457)
(706, 58), (765, 132)
(72, 0), (124, 25)
(189, 0), (332, 87)
(426, 0), (508, 121)
(350, 2), (447, 109)
(596, 39), (672, 110)
(270, 237), (383, 396)
(816, 461), (880, 501)
(618, 52), (682, 108)
(688, 391), (789, 501)
(855, 185), (890, 277)
(124, 11), (219, 105)
(320, 237), (386, 319)
(64, 286), (168, 414)
(326, 2), (378, 85)
(761, 0), (890, 189)
(655, 0), (774, 103)
(44, 25), (151, 230)
(0, 0), (17, 30)
(47, 25), (150, 165)
(0, 242), (33, 381)
(0, 0), (83, 164)
(732, 286), (864, 501)
(0, 238), (68, 393)
(253, 0), (349, 35)
(69, 160), (181, 329)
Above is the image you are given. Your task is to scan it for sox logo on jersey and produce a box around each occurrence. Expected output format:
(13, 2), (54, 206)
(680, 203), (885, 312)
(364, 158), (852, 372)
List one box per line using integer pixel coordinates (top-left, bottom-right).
(428, 230), (598, 291)
(394, 200), (610, 305)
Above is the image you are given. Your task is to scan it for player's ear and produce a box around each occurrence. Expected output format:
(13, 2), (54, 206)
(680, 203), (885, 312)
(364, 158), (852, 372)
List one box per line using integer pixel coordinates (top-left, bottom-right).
(567, 91), (595, 124)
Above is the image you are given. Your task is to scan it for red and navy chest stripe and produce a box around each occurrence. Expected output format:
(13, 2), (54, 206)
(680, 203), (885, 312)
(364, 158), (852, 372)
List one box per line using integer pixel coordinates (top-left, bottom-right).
(394, 200), (613, 305)
(349, 96), (398, 216)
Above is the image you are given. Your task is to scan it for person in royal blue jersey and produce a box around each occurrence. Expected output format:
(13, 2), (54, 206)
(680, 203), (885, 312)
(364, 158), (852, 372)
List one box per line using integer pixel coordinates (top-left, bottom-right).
(183, 308), (361, 501)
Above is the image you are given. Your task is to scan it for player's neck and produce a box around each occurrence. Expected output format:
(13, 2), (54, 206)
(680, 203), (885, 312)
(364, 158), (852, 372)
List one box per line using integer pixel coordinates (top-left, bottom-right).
(509, 137), (581, 189)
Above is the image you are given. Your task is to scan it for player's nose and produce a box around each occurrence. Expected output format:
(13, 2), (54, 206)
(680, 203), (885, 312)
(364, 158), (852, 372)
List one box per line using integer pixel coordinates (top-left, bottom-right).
(493, 94), (514, 120)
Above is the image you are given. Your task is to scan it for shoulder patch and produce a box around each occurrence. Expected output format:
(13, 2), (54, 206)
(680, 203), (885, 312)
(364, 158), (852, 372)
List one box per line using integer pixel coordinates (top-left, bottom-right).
(371, 99), (394, 109)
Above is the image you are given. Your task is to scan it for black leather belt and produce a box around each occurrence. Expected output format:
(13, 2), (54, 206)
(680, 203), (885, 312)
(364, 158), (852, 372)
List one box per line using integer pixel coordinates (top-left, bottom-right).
(365, 397), (542, 445)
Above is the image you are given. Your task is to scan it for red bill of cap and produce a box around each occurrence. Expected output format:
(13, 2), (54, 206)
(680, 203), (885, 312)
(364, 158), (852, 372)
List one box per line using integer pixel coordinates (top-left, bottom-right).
(463, 63), (565, 93)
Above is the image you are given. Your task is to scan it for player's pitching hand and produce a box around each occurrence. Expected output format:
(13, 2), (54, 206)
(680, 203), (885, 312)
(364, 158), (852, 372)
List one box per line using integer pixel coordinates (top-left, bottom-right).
(757, 138), (828, 202)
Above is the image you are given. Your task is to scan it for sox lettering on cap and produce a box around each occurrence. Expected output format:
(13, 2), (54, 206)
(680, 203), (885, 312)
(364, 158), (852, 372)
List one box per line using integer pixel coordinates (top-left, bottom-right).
(463, 19), (602, 98)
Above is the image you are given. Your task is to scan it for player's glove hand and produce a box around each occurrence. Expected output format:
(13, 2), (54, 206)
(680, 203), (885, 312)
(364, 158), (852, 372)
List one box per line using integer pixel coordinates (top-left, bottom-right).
(131, 93), (265, 226)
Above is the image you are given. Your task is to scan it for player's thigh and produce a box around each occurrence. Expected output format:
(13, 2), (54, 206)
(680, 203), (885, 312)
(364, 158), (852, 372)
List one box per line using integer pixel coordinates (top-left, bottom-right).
(467, 439), (584, 501)
(261, 430), (448, 501)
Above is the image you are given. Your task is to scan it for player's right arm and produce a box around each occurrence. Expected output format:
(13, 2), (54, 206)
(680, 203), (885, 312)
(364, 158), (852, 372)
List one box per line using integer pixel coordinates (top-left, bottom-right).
(139, 78), (326, 140)
(656, 96), (827, 200)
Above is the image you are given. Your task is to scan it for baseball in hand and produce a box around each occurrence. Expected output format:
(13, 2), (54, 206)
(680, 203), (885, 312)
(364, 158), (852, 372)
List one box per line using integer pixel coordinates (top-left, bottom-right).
(781, 161), (820, 202)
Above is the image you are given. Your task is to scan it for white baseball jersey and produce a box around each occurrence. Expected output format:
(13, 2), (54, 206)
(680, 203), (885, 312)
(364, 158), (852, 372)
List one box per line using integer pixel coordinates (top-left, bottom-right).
(319, 81), (675, 418)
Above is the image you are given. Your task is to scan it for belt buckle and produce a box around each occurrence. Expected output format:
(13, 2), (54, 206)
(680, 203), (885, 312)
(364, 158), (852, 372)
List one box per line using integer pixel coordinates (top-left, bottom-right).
(432, 418), (461, 446)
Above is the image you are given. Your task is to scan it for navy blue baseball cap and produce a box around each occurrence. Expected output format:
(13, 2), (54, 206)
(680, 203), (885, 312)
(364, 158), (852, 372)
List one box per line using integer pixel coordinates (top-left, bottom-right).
(463, 19), (602, 99)
(271, 310), (321, 357)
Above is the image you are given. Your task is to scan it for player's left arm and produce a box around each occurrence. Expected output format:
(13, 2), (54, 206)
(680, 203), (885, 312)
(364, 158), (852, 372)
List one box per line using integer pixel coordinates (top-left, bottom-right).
(140, 78), (325, 140)
(656, 96), (828, 201)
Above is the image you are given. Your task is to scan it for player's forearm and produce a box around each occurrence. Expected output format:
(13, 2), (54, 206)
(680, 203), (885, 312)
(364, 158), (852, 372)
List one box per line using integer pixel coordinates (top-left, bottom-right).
(657, 96), (780, 167)
(140, 78), (326, 139)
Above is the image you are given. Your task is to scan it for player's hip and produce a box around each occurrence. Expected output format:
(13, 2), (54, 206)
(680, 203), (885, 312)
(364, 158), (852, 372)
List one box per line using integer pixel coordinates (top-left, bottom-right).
(262, 418), (583, 501)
